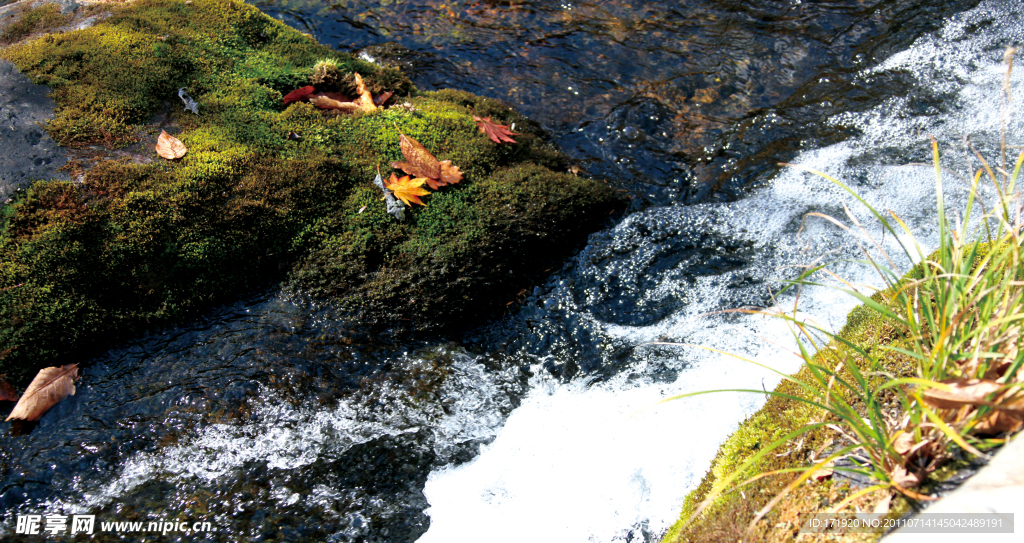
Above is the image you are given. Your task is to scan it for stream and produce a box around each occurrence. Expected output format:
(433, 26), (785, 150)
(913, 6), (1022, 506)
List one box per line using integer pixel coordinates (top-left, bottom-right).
(2, 0), (1023, 541)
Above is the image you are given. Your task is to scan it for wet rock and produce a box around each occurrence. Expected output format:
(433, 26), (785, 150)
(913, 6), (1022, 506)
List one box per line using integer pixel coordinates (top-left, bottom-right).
(0, 59), (68, 204)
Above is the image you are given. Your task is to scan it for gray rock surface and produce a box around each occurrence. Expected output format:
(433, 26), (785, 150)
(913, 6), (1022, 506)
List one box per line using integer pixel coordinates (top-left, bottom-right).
(0, 58), (68, 204)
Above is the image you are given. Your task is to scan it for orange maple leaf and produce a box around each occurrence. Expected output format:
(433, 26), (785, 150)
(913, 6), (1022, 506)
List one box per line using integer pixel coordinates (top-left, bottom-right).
(384, 173), (430, 206)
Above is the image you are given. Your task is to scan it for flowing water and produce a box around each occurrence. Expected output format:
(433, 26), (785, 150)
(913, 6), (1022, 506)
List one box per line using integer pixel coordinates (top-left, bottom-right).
(2, 0), (1023, 541)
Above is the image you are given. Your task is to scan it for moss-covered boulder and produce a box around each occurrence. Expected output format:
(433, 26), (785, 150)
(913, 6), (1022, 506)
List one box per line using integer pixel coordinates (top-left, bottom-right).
(0, 0), (622, 385)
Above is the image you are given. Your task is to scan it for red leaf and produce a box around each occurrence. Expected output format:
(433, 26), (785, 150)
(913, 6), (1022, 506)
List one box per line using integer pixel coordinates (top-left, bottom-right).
(473, 116), (518, 144)
(374, 91), (394, 106)
(283, 86), (316, 105)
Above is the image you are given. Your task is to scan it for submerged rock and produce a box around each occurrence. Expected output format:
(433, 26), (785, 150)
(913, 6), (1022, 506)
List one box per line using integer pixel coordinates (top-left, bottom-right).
(0, 0), (623, 385)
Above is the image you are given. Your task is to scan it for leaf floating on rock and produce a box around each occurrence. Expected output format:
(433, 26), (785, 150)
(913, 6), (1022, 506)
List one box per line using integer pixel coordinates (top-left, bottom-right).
(5, 364), (79, 421)
(385, 173), (430, 207)
(473, 115), (518, 143)
(283, 85), (315, 105)
(155, 130), (187, 160)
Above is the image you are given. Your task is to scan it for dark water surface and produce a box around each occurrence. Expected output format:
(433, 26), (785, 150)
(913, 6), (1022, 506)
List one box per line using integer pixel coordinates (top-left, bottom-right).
(0, 0), (996, 541)
(252, 0), (977, 205)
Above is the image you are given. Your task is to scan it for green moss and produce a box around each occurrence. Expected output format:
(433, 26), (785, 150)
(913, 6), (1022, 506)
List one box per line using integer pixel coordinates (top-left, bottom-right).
(660, 275), (931, 543)
(0, 3), (71, 45)
(0, 0), (623, 385)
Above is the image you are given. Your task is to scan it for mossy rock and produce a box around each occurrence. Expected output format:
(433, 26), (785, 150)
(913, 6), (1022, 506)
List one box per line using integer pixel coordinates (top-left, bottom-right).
(0, 0), (623, 385)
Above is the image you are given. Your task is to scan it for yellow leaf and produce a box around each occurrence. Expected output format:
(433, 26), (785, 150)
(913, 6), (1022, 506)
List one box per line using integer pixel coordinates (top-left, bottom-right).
(384, 173), (430, 206)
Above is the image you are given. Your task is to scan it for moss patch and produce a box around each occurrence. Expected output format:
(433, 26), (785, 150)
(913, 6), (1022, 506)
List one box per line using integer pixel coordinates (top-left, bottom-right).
(0, 2), (71, 45)
(0, 0), (622, 385)
(660, 285), (930, 543)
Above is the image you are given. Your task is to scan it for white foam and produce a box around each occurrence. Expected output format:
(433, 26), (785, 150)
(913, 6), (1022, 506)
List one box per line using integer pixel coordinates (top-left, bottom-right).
(418, 2), (1024, 541)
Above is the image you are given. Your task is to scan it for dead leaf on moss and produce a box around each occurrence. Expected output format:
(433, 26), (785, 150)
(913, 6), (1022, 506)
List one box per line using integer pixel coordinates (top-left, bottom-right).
(155, 130), (187, 160)
(283, 85), (316, 105)
(351, 73), (376, 113)
(384, 173), (430, 207)
(391, 131), (462, 190)
(309, 94), (360, 112)
(5, 364), (79, 421)
(473, 115), (518, 143)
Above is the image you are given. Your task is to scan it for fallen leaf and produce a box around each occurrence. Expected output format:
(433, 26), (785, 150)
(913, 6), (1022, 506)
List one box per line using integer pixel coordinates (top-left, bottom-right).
(283, 85), (315, 105)
(392, 132), (441, 180)
(890, 465), (923, 488)
(975, 412), (1023, 435)
(473, 115), (518, 143)
(873, 493), (893, 514)
(0, 376), (17, 402)
(391, 130), (462, 190)
(155, 130), (187, 160)
(5, 364), (79, 421)
(384, 173), (430, 207)
(309, 94), (361, 112)
(921, 378), (1003, 410)
(352, 73), (376, 113)
(439, 160), (463, 186)
(809, 460), (834, 482)
(373, 91), (394, 106)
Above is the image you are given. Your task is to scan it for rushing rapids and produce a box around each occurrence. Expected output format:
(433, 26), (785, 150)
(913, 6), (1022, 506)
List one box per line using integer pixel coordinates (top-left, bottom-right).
(2, 0), (1022, 542)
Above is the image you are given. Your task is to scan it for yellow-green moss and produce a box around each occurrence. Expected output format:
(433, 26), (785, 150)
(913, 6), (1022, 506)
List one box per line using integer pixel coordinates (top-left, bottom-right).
(0, 3), (71, 45)
(662, 287), (916, 543)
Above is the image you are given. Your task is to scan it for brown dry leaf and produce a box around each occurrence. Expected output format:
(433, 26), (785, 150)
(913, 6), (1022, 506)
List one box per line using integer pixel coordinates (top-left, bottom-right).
(890, 465), (923, 488)
(352, 73), (376, 113)
(0, 375), (17, 402)
(383, 173), (430, 207)
(5, 364), (79, 421)
(974, 407), (1024, 435)
(391, 130), (463, 189)
(892, 431), (916, 455)
(872, 492), (893, 514)
(439, 160), (463, 186)
(309, 94), (361, 112)
(921, 378), (1003, 410)
(809, 461), (834, 482)
(156, 130), (187, 160)
(393, 133), (442, 180)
